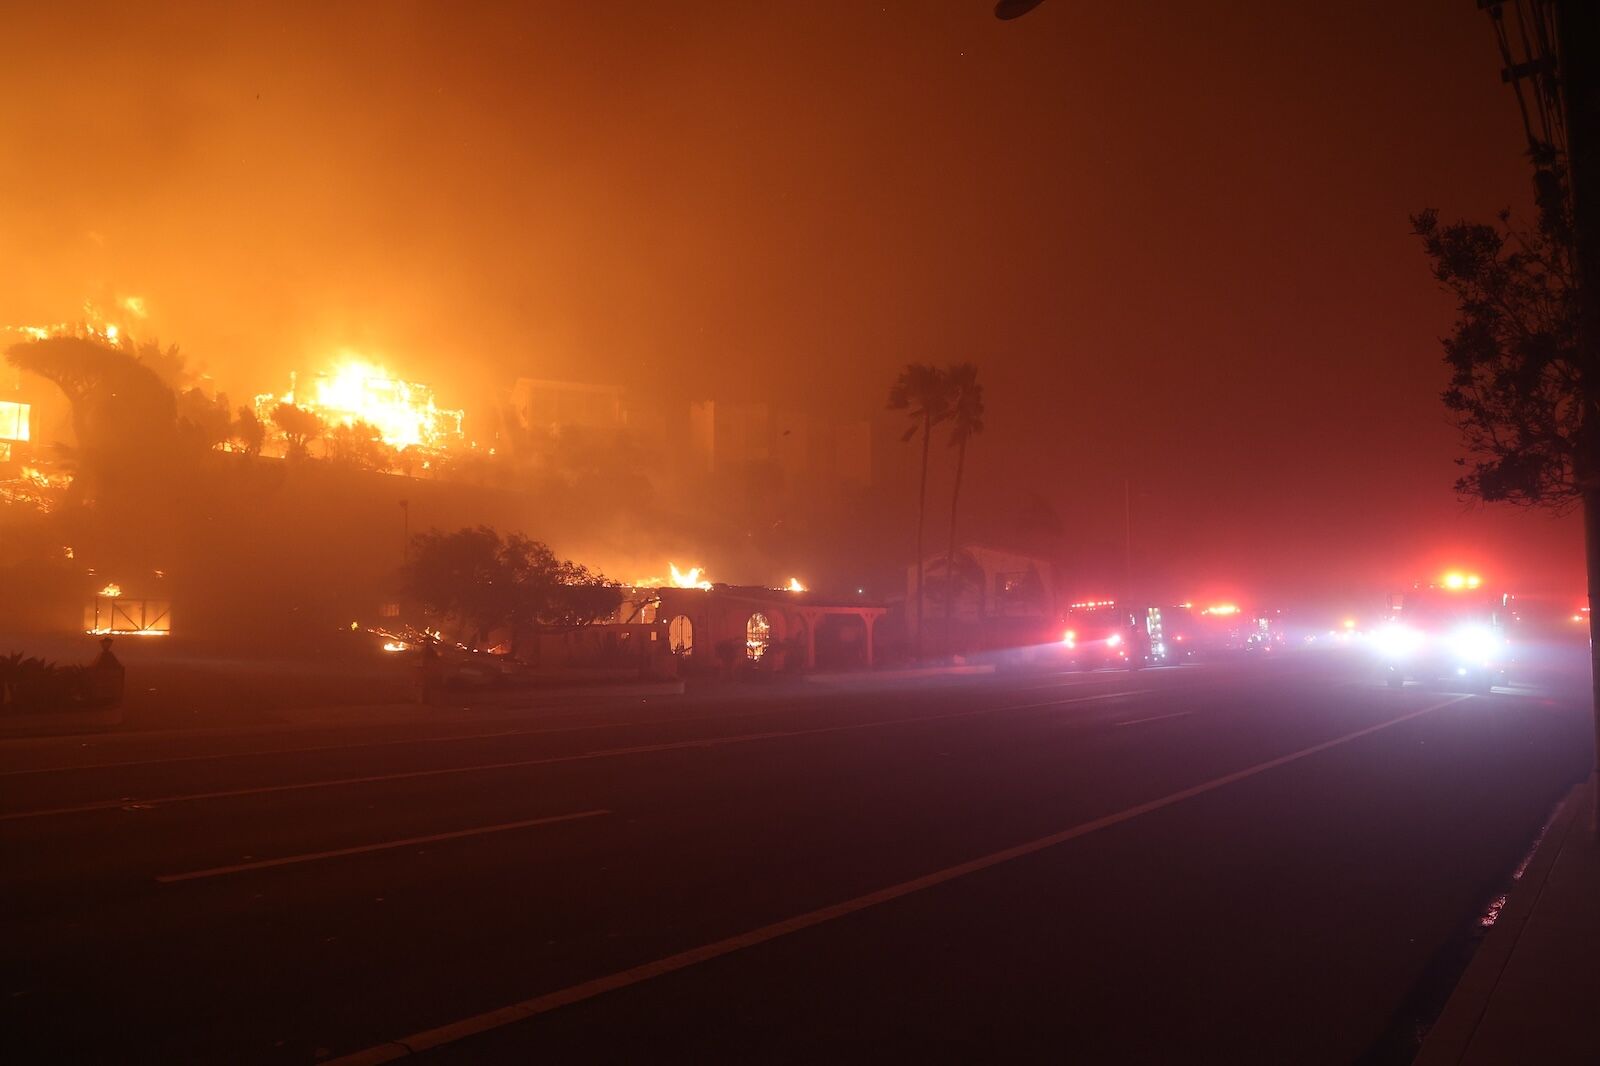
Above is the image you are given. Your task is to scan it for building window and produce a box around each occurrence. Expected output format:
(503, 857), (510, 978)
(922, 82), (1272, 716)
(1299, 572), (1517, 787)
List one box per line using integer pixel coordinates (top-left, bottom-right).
(746, 612), (771, 661)
(0, 401), (30, 442)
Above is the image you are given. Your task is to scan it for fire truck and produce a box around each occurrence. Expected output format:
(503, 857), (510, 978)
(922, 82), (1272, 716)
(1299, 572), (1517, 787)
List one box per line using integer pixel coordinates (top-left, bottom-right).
(1375, 573), (1512, 693)
(1162, 603), (1278, 660)
(1060, 600), (1170, 670)
(1060, 600), (1137, 670)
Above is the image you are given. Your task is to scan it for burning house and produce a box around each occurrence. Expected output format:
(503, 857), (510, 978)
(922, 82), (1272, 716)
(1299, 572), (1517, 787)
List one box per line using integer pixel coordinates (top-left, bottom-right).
(254, 360), (465, 455)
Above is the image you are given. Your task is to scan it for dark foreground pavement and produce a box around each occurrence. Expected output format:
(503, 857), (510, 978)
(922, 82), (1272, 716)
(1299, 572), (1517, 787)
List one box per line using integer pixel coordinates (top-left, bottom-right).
(1416, 772), (1600, 1066)
(1, 655), (1590, 1064)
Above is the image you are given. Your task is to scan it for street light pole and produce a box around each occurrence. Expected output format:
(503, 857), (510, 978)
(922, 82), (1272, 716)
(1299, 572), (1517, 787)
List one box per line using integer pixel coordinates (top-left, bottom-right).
(1123, 476), (1134, 609)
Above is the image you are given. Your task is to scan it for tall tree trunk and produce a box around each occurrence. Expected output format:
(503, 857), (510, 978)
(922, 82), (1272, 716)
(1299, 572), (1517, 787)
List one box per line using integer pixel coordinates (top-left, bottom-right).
(943, 437), (969, 659)
(914, 413), (932, 662)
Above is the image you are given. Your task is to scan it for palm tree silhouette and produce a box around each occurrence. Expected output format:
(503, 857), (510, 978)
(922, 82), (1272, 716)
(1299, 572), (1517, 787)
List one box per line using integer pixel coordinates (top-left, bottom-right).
(941, 363), (985, 654)
(888, 363), (950, 662)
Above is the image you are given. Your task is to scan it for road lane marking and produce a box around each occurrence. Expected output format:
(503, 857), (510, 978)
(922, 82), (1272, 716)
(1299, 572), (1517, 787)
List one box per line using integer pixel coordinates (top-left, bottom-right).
(1116, 711), (1191, 726)
(325, 694), (1469, 1065)
(155, 809), (610, 883)
(0, 689), (1148, 822)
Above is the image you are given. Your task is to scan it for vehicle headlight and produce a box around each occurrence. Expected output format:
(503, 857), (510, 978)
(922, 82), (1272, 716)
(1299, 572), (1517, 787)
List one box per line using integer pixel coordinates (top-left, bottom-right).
(1450, 625), (1499, 665)
(1376, 623), (1423, 659)
(1106, 633), (1122, 647)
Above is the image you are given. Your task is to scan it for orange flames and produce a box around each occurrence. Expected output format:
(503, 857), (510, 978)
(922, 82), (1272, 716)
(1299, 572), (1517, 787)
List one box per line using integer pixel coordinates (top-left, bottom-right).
(5, 298), (144, 348)
(669, 563), (712, 589)
(256, 356), (464, 452)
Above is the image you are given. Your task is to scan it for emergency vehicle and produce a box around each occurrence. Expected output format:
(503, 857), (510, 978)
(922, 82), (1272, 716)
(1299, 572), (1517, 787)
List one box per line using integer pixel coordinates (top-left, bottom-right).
(1060, 600), (1168, 670)
(1376, 573), (1512, 693)
(1162, 603), (1277, 660)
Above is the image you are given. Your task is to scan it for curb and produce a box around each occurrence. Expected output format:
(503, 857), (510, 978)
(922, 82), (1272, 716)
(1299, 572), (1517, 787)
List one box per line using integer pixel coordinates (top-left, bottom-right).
(802, 665), (996, 683)
(1413, 777), (1586, 1065)
(0, 682), (687, 747)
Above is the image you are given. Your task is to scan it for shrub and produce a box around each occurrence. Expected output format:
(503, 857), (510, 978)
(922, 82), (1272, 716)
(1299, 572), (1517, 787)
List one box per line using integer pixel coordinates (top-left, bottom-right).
(0, 653), (107, 714)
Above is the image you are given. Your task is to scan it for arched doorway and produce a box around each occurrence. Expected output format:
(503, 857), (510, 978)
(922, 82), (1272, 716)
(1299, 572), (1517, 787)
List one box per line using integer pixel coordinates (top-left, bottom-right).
(746, 612), (772, 661)
(668, 614), (694, 656)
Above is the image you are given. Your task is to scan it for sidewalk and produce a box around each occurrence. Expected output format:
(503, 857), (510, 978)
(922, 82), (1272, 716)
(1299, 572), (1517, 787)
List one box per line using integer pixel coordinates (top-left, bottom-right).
(1416, 773), (1600, 1065)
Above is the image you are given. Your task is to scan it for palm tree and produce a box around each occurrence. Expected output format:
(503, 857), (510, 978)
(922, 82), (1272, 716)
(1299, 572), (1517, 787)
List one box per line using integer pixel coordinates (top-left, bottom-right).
(941, 363), (985, 655)
(888, 363), (950, 662)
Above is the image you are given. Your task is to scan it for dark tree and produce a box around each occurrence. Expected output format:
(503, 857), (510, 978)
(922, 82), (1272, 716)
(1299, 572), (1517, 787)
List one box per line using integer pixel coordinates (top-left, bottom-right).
(231, 406), (265, 456)
(131, 337), (192, 390)
(1414, 148), (1600, 778)
(404, 526), (621, 653)
(271, 401), (324, 460)
(5, 336), (177, 456)
(5, 336), (180, 503)
(888, 363), (950, 661)
(544, 558), (624, 628)
(324, 419), (397, 472)
(176, 387), (232, 452)
(941, 363), (985, 651)
(1412, 156), (1578, 507)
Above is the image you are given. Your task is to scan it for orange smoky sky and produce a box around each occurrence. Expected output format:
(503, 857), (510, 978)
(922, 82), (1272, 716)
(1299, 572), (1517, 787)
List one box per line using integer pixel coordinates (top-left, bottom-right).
(0, 1), (1582, 600)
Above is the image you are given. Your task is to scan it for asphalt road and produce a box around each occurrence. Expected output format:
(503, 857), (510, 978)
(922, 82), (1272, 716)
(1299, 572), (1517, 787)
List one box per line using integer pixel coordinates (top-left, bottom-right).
(2, 654), (1591, 1064)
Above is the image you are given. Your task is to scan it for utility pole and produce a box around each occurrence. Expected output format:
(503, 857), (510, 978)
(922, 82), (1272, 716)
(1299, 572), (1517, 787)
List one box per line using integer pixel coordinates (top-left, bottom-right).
(1492, 0), (1600, 829)
(1556, 0), (1600, 831)
(1123, 477), (1134, 610)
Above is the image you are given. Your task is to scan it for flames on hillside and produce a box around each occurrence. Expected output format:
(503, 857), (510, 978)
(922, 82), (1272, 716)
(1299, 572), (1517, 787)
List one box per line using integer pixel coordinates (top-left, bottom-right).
(4, 305), (823, 595)
(5, 302), (465, 458)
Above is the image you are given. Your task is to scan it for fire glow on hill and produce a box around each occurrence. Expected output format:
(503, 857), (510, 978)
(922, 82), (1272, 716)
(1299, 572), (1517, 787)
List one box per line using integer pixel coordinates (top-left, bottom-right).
(630, 564), (807, 593)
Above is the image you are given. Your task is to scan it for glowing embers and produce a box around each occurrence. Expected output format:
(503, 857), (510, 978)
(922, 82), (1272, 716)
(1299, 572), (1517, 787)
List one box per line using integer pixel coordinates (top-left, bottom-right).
(0, 465), (72, 513)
